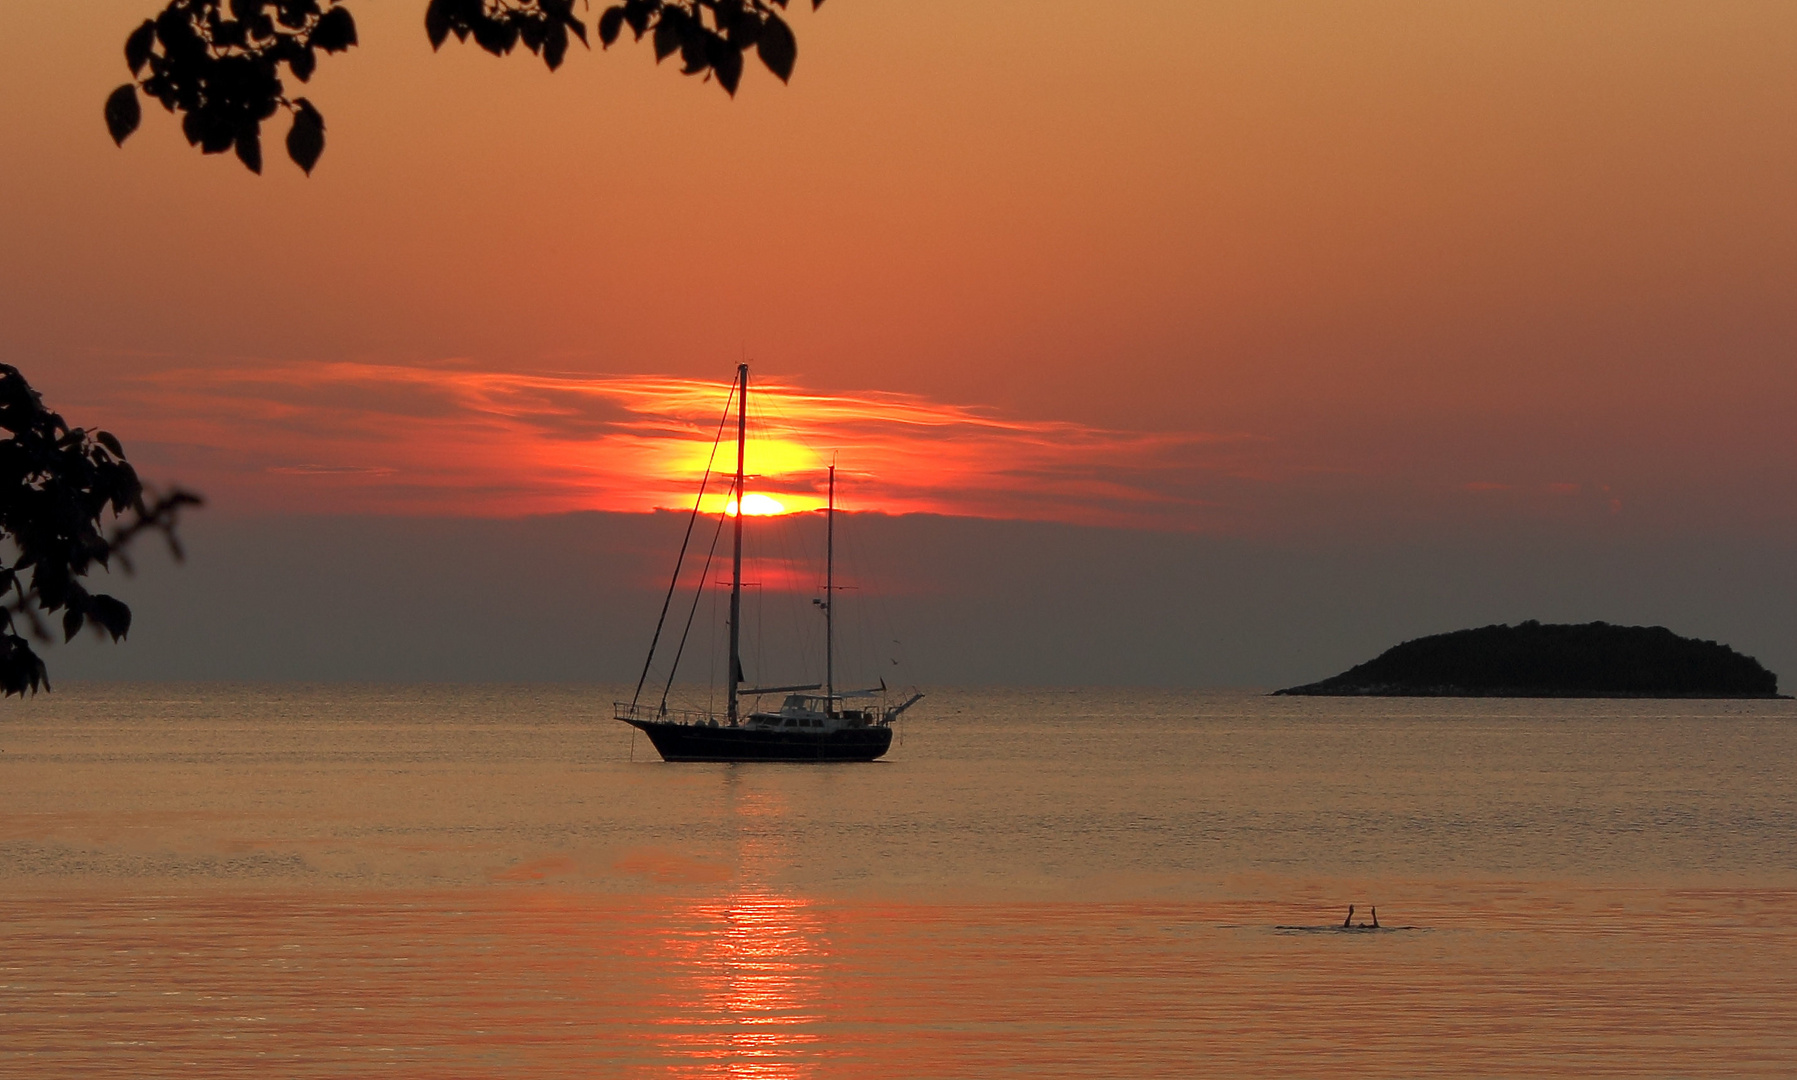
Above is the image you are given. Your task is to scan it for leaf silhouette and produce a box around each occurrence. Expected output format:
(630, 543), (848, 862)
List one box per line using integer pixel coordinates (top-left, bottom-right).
(125, 19), (157, 75)
(622, 0), (652, 38)
(543, 22), (569, 69)
(710, 35), (742, 95)
(653, 11), (682, 61)
(235, 126), (263, 174)
(313, 6), (358, 51)
(598, 6), (624, 46)
(287, 98), (325, 174)
(290, 43), (317, 81)
(105, 84), (141, 146)
(425, 0), (451, 48)
(757, 12), (795, 82)
(88, 596), (133, 642)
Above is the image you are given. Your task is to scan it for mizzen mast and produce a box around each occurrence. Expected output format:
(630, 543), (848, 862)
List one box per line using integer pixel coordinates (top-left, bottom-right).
(727, 362), (747, 726)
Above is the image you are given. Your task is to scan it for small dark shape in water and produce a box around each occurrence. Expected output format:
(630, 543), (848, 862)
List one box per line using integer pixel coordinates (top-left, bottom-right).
(1276, 905), (1413, 933)
(1274, 620), (1786, 698)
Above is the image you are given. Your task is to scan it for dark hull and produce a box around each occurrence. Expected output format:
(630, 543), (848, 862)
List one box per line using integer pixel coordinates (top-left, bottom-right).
(625, 720), (893, 762)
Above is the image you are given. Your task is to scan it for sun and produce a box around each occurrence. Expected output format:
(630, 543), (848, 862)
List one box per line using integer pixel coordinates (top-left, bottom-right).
(729, 493), (787, 516)
(703, 491), (818, 516)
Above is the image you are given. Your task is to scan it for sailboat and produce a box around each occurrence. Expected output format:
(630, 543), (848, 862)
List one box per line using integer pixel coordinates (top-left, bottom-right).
(614, 363), (923, 762)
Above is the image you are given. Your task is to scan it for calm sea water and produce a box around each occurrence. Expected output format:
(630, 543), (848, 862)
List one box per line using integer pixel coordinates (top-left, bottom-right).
(3, 685), (1795, 1077)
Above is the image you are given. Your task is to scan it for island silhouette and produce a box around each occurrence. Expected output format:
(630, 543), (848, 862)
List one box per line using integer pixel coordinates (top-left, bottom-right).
(1276, 621), (1784, 698)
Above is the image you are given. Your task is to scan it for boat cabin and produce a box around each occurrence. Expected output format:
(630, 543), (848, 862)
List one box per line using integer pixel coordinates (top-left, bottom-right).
(745, 694), (876, 731)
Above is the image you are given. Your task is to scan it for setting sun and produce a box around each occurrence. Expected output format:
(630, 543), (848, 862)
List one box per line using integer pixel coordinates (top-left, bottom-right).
(725, 493), (790, 517)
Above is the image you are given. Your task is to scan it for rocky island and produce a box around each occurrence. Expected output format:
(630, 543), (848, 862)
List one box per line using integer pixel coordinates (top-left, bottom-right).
(1276, 621), (1784, 698)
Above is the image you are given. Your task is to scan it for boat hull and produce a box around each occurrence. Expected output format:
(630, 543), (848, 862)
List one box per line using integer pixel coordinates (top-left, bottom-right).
(625, 720), (893, 762)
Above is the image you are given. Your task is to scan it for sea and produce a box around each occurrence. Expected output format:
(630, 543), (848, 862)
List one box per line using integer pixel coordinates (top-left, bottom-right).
(3, 684), (1795, 1078)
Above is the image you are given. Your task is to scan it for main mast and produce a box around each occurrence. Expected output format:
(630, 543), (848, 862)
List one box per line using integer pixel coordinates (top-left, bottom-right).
(825, 463), (835, 712)
(727, 363), (747, 725)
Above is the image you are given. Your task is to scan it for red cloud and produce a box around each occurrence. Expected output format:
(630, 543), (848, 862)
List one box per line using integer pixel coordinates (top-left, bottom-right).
(83, 361), (1262, 527)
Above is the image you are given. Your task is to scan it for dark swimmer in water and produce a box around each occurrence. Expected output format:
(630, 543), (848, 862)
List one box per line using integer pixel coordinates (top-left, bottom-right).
(1276, 906), (1405, 933)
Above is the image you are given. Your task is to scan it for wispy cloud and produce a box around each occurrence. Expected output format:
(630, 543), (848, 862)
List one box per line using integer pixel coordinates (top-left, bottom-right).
(82, 361), (1266, 527)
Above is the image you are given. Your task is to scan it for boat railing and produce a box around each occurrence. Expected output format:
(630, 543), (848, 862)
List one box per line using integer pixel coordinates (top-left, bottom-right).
(612, 701), (725, 727)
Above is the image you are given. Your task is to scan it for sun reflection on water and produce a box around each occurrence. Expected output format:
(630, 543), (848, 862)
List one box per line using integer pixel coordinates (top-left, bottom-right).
(649, 779), (829, 1078)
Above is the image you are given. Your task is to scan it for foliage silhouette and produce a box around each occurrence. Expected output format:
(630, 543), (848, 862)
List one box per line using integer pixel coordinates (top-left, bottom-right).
(1275, 620), (1783, 699)
(0, 365), (202, 696)
(106, 0), (823, 174)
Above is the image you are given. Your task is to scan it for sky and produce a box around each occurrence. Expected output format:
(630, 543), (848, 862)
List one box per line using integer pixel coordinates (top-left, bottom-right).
(4, 2), (1796, 685)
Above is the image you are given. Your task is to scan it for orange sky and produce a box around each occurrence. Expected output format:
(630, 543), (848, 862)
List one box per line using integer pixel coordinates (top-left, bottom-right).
(4, 2), (1796, 538)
